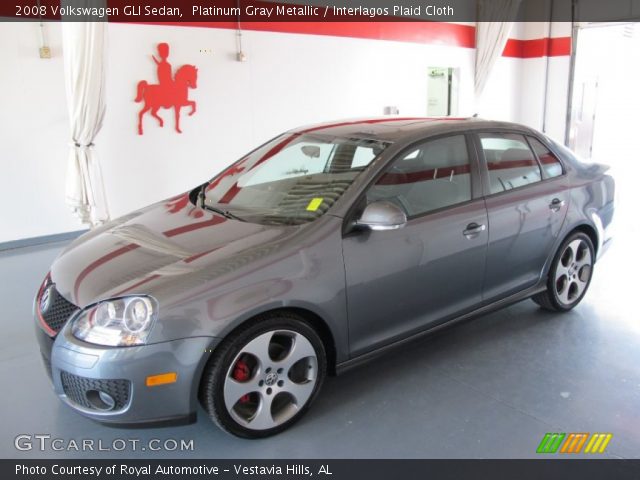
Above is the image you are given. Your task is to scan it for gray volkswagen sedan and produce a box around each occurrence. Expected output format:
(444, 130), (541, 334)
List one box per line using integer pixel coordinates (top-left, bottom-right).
(35, 118), (614, 438)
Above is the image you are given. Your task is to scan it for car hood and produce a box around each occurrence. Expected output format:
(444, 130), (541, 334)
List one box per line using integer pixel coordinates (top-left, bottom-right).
(51, 194), (300, 308)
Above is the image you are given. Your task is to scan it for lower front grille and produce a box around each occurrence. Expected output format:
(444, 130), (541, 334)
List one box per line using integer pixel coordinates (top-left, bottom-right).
(60, 371), (131, 411)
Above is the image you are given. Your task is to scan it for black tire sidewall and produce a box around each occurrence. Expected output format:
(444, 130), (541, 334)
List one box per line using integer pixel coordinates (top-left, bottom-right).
(205, 315), (327, 439)
(547, 232), (595, 311)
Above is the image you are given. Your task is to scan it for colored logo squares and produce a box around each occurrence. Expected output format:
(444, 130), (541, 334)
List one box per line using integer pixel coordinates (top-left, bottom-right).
(537, 433), (613, 454)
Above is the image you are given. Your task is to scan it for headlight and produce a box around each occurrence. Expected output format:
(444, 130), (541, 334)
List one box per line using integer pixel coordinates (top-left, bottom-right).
(71, 296), (158, 347)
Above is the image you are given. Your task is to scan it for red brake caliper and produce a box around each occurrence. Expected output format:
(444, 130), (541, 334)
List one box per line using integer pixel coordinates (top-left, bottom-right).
(232, 358), (251, 404)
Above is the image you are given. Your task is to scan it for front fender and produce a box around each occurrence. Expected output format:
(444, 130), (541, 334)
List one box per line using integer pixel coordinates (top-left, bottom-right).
(146, 217), (349, 363)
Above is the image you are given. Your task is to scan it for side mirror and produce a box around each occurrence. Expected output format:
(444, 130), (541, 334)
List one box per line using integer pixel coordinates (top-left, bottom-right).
(354, 201), (407, 231)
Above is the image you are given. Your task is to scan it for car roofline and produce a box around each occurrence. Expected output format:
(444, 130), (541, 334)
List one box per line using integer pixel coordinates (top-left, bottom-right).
(286, 117), (541, 143)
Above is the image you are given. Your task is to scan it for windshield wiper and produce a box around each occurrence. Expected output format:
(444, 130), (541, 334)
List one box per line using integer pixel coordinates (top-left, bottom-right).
(203, 204), (245, 222)
(197, 183), (245, 221)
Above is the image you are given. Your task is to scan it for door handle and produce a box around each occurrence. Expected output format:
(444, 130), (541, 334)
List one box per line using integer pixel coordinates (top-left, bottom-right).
(463, 222), (486, 238)
(549, 198), (565, 212)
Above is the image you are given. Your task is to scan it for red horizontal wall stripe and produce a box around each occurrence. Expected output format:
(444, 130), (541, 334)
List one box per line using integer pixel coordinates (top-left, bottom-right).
(136, 21), (478, 48)
(547, 37), (572, 56)
(503, 38), (526, 57)
(502, 37), (571, 58)
(132, 20), (570, 57)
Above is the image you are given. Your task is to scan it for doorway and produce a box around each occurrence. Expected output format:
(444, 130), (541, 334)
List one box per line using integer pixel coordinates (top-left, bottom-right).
(568, 24), (639, 213)
(567, 23), (640, 285)
(427, 67), (459, 116)
(568, 23), (640, 165)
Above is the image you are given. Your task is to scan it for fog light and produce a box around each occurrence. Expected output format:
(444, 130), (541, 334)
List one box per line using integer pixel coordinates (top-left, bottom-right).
(99, 391), (116, 409)
(85, 390), (116, 410)
(146, 372), (177, 387)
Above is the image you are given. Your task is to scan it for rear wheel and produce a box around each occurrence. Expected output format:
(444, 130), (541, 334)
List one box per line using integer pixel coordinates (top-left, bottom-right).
(199, 312), (326, 438)
(533, 232), (595, 312)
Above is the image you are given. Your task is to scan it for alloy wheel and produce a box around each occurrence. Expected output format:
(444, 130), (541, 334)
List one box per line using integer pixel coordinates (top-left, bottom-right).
(223, 330), (318, 430)
(554, 238), (593, 307)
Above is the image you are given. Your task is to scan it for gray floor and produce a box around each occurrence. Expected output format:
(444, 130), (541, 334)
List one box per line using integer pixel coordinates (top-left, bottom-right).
(1, 225), (638, 459)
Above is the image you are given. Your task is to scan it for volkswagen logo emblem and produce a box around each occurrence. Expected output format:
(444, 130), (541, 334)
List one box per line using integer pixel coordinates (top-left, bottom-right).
(264, 372), (278, 386)
(40, 286), (54, 313)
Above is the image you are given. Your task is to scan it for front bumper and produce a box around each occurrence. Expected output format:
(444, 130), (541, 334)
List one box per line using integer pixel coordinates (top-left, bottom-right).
(39, 321), (218, 427)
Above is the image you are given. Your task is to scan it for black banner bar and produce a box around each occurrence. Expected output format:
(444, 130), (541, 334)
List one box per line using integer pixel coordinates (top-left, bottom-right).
(2, 0), (640, 23)
(4, 459), (640, 480)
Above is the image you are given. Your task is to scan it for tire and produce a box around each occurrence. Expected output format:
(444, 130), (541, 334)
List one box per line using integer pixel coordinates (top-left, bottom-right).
(533, 231), (595, 312)
(199, 312), (326, 438)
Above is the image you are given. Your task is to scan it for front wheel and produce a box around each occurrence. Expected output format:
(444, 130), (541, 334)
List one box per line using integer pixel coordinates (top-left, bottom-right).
(199, 313), (326, 438)
(533, 232), (595, 312)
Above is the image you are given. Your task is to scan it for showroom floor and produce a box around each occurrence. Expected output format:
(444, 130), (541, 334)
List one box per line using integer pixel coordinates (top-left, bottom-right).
(1, 222), (638, 459)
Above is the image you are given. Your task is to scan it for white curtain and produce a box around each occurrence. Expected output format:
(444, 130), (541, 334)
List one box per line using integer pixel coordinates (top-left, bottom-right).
(475, 0), (522, 97)
(62, 21), (109, 226)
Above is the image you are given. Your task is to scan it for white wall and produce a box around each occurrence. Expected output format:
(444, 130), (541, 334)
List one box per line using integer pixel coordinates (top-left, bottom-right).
(0, 21), (571, 243)
(477, 56), (522, 121)
(0, 23), (81, 242)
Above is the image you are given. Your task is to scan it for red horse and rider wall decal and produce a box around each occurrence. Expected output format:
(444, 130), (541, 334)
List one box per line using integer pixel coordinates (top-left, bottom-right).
(135, 43), (198, 135)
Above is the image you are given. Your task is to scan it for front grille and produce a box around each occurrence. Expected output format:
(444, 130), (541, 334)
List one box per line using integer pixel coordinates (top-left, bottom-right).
(38, 278), (79, 334)
(60, 371), (131, 411)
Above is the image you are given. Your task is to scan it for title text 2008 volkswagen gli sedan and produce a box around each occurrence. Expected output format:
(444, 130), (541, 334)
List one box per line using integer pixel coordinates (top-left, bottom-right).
(34, 118), (614, 438)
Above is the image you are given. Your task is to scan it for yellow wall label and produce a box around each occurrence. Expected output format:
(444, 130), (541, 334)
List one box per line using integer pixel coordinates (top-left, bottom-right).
(306, 197), (324, 211)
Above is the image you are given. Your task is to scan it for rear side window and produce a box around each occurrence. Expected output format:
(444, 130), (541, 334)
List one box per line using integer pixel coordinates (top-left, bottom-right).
(479, 133), (542, 194)
(528, 137), (564, 178)
(366, 135), (472, 217)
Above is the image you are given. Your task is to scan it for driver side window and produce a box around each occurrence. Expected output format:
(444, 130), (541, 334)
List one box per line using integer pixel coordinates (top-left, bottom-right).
(366, 135), (472, 217)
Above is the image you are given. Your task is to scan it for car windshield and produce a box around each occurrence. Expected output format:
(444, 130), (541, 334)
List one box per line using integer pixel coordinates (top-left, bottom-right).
(203, 133), (390, 225)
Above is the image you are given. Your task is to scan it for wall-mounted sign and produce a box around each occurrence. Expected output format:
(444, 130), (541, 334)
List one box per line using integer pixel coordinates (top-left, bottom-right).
(135, 43), (198, 134)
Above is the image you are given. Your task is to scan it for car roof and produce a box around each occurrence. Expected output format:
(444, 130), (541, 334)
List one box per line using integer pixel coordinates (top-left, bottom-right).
(288, 117), (539, 143)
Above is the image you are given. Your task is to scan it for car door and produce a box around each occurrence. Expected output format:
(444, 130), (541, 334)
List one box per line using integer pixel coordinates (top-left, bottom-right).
(476, 132), (570, 302)
(342, 134), (489, 357)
